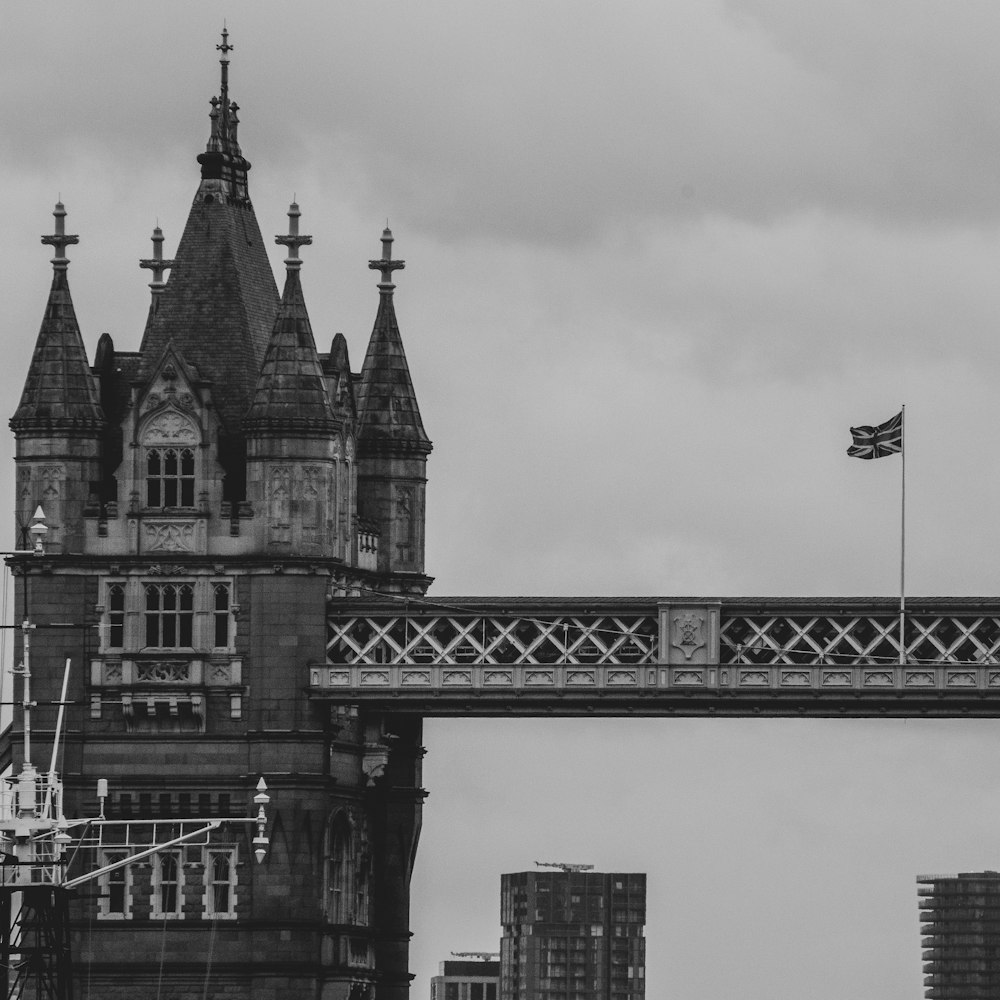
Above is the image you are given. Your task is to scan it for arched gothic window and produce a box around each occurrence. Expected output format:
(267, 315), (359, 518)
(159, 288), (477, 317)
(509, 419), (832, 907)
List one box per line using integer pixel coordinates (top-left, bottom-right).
(213, 584), (231, 648)
(144, 584), (194, 648)
(152, 850), (183, 918)
(146, 448), (195, 508)
(204, 848), (237, 918)
(325, 815), (352, 924)
(108, 585), (125, 648)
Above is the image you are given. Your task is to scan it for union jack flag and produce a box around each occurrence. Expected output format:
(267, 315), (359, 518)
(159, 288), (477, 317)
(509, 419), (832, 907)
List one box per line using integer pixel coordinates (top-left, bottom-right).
(847, 411), (903, 459)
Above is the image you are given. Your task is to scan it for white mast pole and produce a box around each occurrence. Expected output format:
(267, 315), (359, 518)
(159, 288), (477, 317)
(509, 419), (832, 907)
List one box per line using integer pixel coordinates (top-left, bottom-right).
(899, 404), (906, 666)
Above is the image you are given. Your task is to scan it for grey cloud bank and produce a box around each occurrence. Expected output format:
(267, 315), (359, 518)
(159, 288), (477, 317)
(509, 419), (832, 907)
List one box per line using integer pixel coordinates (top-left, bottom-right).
(3, 2), (1000, 997)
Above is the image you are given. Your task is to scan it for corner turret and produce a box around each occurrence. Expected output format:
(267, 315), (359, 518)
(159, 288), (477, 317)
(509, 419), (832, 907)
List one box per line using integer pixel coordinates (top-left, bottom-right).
(356, 227), (433, 589)
(10, 203), (103, 553)
(244, 203), (345, 557)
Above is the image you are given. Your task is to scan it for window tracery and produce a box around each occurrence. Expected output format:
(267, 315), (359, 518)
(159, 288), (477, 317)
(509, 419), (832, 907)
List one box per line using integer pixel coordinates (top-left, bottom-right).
(324, 811), (370, 927)
(146, 447), (195, 508)
(144, 584), (194, 648)
(152, 850), (183, 918)
(204, 847), (238, 918)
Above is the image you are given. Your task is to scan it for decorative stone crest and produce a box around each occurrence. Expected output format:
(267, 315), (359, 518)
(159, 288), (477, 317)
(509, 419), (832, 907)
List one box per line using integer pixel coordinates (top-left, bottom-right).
(147, 563), (186, 575)
(658, 603), (720, 666)
(672, 612), (706, 660)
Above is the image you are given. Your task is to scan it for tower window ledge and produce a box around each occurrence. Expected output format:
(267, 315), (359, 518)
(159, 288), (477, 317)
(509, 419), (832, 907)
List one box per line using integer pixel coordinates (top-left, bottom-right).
(138, 507), (205, 518)
(91, 656), (242, 687)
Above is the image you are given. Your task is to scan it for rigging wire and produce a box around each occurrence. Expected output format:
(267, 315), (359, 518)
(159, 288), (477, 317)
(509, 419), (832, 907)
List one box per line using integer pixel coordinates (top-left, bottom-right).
(155, 890), (169, 1000)
(201, 914), (219, 1000)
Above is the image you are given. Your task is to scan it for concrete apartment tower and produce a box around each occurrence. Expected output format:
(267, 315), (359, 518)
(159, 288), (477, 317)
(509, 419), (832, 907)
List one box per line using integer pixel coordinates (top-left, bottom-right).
(500, 870), (646, 1000)
(430, 958), (499, 1000)
(7, 30), (431, 1000)
(918, 872), (1000, 999)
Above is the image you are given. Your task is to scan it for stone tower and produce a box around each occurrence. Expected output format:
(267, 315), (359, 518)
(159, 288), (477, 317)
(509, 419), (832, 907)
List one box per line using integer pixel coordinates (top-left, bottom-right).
(7, 31), (430, 1000)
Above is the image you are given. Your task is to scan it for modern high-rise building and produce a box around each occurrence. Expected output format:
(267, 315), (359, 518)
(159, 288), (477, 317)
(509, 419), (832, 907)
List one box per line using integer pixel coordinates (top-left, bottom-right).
(917, 871), (1000, 998)
(430, 958), (500, 1000)
(500, 870), (646, 1000)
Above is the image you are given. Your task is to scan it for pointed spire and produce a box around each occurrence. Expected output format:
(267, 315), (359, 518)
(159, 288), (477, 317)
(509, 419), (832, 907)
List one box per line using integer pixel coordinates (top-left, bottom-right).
(357, 227), (431, 454)
(141, 29), (278, 437)
(218, 25), (233, 107)
(197, 27), (250, 203)
(139, 225), (174, 297)
(244, 203), (334, 433)
(10, 203), (102, 433)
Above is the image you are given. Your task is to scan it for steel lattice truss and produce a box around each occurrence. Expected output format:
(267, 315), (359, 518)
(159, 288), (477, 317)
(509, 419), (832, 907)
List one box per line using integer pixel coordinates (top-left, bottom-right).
(720, 614), (1000, 665)
(316, 599), (1000, 716)
(326, 612), (659, 666)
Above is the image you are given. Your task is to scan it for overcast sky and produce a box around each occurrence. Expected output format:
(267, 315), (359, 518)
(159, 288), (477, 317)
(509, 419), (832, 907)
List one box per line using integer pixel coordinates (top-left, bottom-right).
(4, 2), (1000, 997)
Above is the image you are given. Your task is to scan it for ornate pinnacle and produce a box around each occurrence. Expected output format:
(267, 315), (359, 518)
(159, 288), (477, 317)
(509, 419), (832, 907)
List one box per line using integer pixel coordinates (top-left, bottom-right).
(275, 202), (312, 270)
(368, 226), (405, 292)
(217, 27), (233, 134)
(139, 225), (175, 295)
(216, 25), (234, 58)
(40, 202), (79, 271)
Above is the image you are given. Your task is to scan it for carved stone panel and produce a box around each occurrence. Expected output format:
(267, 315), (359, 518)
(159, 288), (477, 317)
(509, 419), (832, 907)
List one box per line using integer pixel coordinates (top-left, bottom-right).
(268, 465), (292, 546)
(657, 602), (721, 665)
(143, 521), (195, 552)
(143, 410), (199, 444)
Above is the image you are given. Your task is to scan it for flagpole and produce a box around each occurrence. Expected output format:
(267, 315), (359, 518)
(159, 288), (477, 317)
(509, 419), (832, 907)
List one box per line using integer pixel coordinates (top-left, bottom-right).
(899, 404), (906, 666)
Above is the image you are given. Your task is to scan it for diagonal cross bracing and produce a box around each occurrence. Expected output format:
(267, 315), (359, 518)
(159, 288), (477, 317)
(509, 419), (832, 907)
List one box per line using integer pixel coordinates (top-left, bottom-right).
(316, 597), (1000, 716)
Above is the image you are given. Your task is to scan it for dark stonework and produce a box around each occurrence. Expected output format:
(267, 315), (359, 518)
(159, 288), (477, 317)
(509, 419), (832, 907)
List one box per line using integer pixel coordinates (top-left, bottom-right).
(7, 34), (431, 1000)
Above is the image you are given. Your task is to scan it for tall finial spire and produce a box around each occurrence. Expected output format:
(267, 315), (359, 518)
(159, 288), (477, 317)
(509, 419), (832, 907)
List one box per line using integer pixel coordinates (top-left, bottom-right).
(139, 225), (175, 297)
(197, 27), (250, 203)
(217, 27), (234, 147)
(40, 202), (79, 271)
(275, 202), (312, 271)
(217, 26), (233, 100)
(368, 226), (405, 293)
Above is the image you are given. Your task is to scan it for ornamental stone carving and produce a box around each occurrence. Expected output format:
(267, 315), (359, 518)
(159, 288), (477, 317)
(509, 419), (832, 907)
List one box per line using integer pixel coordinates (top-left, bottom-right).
(143, 411), (199, 444)
(362, 744), (389, 786)
(136, 661), (190, 682)
(821, 671), (852, 687)
(144, 522), (194, 551)
(658, 603), (720, 665)
(146, 563), (186, 575)
(672, 612), (705, 660)
(484, 670), (513, 685)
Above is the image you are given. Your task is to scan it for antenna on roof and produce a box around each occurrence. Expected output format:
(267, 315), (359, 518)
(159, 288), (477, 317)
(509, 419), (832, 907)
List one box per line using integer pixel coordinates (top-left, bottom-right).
(534, 861), (595, 873)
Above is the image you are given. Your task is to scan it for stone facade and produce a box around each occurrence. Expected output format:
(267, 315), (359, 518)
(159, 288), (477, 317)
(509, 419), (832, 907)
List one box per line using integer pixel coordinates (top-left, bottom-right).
(7, 34), (430, 1000)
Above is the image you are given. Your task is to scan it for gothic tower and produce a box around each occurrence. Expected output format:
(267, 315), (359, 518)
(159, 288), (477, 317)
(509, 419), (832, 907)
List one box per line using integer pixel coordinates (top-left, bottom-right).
(7, 31), (430, 1000)
(356, 231), (433, 588)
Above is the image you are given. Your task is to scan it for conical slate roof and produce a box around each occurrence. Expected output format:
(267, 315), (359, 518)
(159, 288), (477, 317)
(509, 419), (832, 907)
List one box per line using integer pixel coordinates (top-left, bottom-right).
(138, 34), (278, 436)
(11, 254), (102, 434)
(245, 267), (335, 432)
(356, 230), (431, 454)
